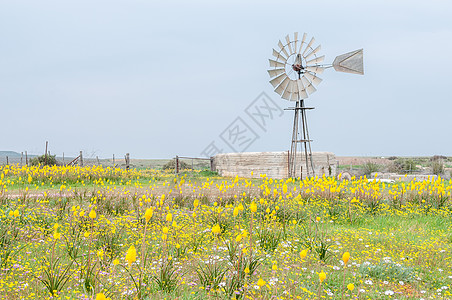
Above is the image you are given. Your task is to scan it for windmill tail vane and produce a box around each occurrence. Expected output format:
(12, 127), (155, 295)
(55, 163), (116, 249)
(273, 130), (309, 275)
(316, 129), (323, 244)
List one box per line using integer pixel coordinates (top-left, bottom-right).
(267, 32), (364, 178)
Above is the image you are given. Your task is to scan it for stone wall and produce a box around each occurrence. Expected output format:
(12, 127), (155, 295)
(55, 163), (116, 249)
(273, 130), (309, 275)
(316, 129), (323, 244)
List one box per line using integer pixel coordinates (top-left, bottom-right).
(211, 151), (337, 179)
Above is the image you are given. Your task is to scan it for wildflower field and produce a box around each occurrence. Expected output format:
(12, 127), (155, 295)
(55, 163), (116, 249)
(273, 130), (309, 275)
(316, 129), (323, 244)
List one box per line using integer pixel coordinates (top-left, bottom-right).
(1, 165), (452, 300)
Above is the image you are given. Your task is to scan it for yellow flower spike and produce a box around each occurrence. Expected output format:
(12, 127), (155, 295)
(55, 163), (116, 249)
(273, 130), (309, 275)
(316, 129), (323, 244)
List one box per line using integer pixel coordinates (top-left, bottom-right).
(272, 264), (277, 271)
(347, 283), (354, 291)
(144, 208), (153, 223)
(342, 252), (350, 265)
(162, 226), (169, 234)
(162, 234), (167, 241)
(250, 201), (257, 213)
(212, 224), (221, 235)
(96, 293), (107, 300)
(193, 199), (199, 208)
(233, 207), (239, 217)
(125, 245), (137, 267)
(319, 271), (326, 283)
(53, 231), (61, 240)
(89, 209), (96, 219)
(166, 212), (173, 222)
(300, 249), (308, 260)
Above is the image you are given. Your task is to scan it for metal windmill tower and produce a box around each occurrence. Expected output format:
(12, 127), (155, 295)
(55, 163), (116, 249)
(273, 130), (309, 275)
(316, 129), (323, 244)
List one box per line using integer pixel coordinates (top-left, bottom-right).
(268, 32), (364, 178)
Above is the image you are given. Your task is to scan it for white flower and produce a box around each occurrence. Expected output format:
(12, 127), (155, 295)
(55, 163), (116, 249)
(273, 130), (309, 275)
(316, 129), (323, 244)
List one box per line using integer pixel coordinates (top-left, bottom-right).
(365, 280), (373, 285)
(399, 281), (404, 285)
(359, 289), (365, 293)
(385, 290), (394, 295)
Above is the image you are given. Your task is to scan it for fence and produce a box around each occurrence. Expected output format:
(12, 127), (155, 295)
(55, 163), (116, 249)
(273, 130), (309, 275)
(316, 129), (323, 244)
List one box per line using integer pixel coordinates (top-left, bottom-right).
(173, 156), (212, 173)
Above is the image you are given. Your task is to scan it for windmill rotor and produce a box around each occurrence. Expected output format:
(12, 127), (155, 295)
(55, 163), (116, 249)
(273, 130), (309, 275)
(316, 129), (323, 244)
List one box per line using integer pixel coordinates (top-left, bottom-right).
(267, 32), (364, 178)
(268, 32), (329, 101)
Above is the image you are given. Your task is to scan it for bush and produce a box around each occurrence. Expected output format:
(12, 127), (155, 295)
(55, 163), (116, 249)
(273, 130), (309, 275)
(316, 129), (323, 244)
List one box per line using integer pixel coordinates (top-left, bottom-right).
(388, 158), (418, 174)
(362, 161), (380, 176)
(431, 160), (444, 175)
(162, 159), (190, 170)
(30, 154), (59, 166)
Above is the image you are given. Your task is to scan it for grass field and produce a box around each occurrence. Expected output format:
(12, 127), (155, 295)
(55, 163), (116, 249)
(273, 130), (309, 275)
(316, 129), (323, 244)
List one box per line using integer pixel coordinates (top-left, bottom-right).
(1, 164), (451, 299)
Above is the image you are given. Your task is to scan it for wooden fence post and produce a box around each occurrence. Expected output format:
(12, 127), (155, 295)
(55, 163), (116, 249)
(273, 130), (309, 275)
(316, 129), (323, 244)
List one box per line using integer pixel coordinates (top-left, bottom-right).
(25, 151), (28, 166)
(20, 152), (23, 167)
(80, 151), (83, 167)
(113, 154), (115, 167)
(175, 156), (179, 174)
(45, 141), (48, 165)
(125, 153), (130, 170)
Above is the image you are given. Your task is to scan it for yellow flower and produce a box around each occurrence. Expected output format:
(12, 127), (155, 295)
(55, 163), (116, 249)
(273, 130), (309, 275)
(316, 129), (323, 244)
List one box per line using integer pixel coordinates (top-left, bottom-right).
(316, 216), (320, 222)
(95, 293), (111, 300)
(342, 252), (350, 265)
(97, 249), (104, 259)
(283, 184), (288, 194)
(347, 283), (354, 291)
(113, 259), (119, 265)
(300, 249), (308, 260)
(250, 201), (257, 213)
(257, 278), (265, 287)
(233, 207), (239, 217)
(79, 211), (85, 217)
(144, 208), (153, 223)
(166, 212), (173, 222)
(235, 234), (242, 242)
(319, 271), (326, 283)
(244, 267), (250, 274)
(212, 224), (221, 235)
(84, 232), (90, 238)
(162, 226), (169, 234)
(125, 245), (137, 267)
(162, 234), (167, 241)
(13, 209), (19, 218)
(89, 209), (96, 219)
(53, 231), (61, 240)
(272, 264), (277, 271)
(193, 199), (199, 208)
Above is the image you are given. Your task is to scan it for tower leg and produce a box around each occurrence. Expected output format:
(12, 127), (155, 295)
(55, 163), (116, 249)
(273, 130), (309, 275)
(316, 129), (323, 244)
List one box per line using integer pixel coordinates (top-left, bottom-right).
(288, 100), (315, 179)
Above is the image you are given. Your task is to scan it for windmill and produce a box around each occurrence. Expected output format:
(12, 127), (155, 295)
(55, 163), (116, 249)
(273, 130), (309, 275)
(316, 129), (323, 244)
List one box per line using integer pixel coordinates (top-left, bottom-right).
(268, 32), (364, 178)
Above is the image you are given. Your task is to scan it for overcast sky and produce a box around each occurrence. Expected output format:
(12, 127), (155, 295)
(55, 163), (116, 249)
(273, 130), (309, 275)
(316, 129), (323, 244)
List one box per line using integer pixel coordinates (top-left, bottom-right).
(1, 0), (451, 159)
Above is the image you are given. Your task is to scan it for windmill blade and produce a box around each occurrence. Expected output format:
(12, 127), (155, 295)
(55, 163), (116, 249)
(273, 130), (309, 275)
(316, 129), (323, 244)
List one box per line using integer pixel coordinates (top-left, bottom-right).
(278, 41), (290, 58)
(269, 73), (287, 87)
(298, 33), (307, 54)
(285, 35), (293, 55)
(306, 55), (325, 65)
(296, 79), (308, 99)
(301, 75), (317, 95)
(304, 71), (323, 86)
(274, 77), (290, 95)
(304, 45), (321, 60)
(282, 88), (292, 100)
(269, 59), (285, 68)
(290, 91), (299, 101)
(272, 49), (287, 62)
(267, 68), (285, 78)
(302, 37), (315, 56)
(333, 49), (364, 75)
(294, 32), (298, 53)
(305, 66), (325, 74)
